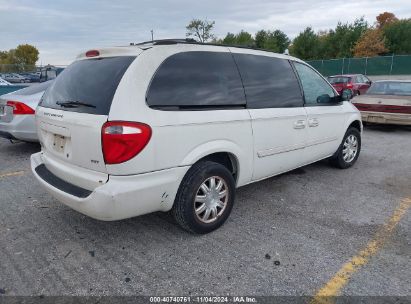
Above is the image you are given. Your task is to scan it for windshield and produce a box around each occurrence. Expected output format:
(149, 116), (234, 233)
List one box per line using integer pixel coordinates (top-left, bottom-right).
(39, 56), (136, 115)
(327, 77), (351, 84)
(367, 81), (411, 96)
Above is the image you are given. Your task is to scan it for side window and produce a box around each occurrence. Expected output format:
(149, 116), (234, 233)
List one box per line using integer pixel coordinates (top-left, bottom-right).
(146, 51), (246, 109)
(233, 54), (303, 108)
(294, 62), (336, 105)
(362, 75), (370, 83)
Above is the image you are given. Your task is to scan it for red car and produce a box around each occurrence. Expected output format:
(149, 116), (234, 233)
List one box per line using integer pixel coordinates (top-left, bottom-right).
(327, 74), (372, 96)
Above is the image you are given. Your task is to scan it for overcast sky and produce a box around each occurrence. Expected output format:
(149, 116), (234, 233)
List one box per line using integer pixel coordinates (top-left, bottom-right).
(1, 0), (410, 65)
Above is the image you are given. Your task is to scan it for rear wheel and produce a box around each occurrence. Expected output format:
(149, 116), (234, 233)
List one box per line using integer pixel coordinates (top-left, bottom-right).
(172, 161), (235, 234)
(330, 127), (361, 169)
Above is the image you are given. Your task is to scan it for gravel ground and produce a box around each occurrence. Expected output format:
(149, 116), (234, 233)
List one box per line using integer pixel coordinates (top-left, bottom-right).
(0, 124), (410, 298)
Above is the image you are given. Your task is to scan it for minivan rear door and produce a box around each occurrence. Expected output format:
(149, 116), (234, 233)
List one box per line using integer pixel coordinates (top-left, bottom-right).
(36, 55), (137, 184)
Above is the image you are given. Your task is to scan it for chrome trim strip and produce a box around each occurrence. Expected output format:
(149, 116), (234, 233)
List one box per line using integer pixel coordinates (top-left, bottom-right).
(257, 136), (338, 158)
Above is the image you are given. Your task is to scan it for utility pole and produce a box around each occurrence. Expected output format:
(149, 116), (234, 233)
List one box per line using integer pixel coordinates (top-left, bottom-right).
(151, 30), (154, 42)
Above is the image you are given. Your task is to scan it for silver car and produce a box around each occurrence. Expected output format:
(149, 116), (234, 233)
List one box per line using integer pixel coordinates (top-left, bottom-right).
(0, 81), (52, 142)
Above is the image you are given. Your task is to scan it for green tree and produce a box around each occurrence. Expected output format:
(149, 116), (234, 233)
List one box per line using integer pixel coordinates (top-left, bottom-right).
(383, 19), (411, 54)
(222, 32), (237, 45)
(186, 19), (215, 42)
(0, 51), (9, 64)
(321, 18), (368, 58)
(0, 44), (39, 72)
(266, 30), (290, 53)
(316, 30), (330, 58)
(255, 30), (268, 48)
(253, 29), (290, 52)
(290, 27), (320, 60)
(235, 30), (254, 46)
(10, 44), (39, 66)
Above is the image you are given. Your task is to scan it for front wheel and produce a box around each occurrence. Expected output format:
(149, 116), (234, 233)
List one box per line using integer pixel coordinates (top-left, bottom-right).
(172, 161), (235, 234)
(330, 127), (361, 169)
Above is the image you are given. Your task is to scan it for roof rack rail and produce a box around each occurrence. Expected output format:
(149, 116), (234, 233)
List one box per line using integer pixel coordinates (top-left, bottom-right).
(129, 38), (288, 55)
(130, 38), (197, 46)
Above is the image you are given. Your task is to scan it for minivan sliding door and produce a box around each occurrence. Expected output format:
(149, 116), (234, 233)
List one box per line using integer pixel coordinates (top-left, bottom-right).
(231, 51), (307, 181)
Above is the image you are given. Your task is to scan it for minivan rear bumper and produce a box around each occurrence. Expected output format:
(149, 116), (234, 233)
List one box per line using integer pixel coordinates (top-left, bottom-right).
(31, 152), (189, 221)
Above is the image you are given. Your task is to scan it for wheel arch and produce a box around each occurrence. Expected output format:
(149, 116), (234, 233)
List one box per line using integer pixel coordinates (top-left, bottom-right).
(181, 140), (251, 186)
(348, 119), (362, 133)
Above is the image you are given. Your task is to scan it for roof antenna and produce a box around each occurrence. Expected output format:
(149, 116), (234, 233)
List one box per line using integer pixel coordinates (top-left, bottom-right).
(151, 30), (154, 42)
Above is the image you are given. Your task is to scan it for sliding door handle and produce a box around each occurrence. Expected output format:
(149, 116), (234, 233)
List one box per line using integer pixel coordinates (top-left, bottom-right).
(293, 120), (306, 129)
(308, 118), (319, 127)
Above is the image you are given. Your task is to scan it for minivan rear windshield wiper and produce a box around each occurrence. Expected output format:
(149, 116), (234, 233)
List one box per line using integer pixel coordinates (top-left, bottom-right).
(56, 101), (96, 108)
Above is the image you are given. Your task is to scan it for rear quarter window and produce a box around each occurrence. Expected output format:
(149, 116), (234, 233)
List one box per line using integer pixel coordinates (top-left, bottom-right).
(40, 56), (135, 115)
(146, 51), (246, 110)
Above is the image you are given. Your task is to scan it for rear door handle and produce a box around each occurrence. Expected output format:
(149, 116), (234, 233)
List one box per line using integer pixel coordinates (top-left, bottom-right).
(293, 120), (306, 129)
(308, 118), (319, 127)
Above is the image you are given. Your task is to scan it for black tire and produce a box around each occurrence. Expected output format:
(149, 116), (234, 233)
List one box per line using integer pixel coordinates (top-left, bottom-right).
(172, 161), (235, 234)
(330, 127), (361, 169)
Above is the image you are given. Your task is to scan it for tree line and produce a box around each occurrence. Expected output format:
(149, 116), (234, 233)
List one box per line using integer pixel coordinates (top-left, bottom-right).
(1, 12), (408, 67)
(186, 12), (411, 60)
(0, 44), (39, 67)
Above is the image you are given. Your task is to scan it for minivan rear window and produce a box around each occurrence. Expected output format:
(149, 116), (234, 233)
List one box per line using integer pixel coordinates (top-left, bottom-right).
(40, 56), (135, 115)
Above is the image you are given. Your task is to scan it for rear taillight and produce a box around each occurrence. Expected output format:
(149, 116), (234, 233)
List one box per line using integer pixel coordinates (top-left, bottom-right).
(7, 101), (35, 115)
(102, 121), (152, 165)
(346, 82), (353, 89)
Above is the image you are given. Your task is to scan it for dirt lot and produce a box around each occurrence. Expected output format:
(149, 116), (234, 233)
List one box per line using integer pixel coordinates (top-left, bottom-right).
(0, 125), (410, 299)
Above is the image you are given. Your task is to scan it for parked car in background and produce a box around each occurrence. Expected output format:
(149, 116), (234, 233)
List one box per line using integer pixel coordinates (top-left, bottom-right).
(328, 74), (372, 97)
(352, 80), (411, 126)
(0, 77), (12, 86)
(20, 72), (40, 83)
(31, 40), (361, 234)
(2, 73), (30, 83)
(0, 76), (29, 95)
(0, 81), (53, 142)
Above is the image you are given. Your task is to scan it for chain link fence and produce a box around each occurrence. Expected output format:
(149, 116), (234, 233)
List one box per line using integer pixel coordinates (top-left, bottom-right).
(307, 55), (411, 76)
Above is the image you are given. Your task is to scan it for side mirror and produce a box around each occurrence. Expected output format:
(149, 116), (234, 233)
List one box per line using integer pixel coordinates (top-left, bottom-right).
(341, 89), (353, 101)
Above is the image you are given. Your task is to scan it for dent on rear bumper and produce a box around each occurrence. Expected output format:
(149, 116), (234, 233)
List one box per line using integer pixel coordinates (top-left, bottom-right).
(31, 152), (189, 221)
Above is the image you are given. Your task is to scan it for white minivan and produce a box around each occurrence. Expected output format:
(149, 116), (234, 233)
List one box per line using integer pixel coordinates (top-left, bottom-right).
(31, 40), (362, 234)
